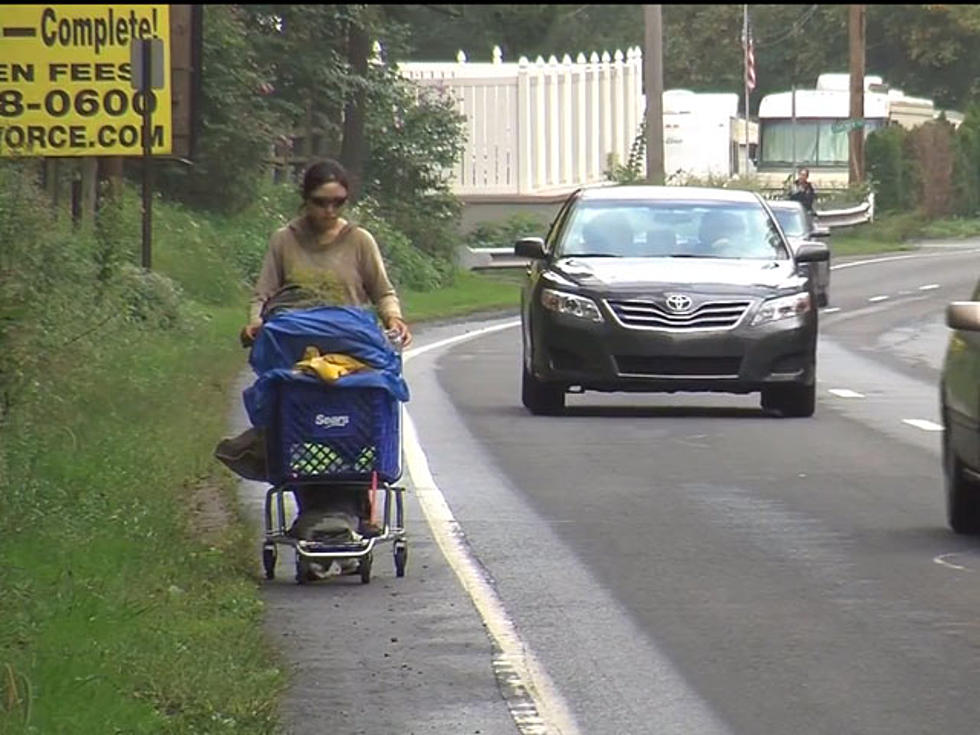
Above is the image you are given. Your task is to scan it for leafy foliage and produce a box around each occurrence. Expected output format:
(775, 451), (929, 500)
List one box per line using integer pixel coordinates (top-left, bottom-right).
(156, 5), (285, 213)
(605, 121), (648, 184)
(392, 4), (980, 114)
(866, 126), (911, 212)
(866, 109), (980, 218)
(462, 213), (551, 250)
(350, 197), (454, 292)
(360, 72), (466, 268)
(149, 4), (467, 289)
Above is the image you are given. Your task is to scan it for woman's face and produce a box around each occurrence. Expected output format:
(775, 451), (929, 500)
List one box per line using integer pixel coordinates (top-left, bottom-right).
(306, 180), (349, 228)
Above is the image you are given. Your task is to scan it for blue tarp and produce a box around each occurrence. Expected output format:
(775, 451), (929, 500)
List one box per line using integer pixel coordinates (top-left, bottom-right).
(243, 306), (410, 429)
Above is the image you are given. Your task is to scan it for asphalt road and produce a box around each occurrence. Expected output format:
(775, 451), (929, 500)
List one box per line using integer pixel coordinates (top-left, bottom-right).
(236, 241), (980, 735)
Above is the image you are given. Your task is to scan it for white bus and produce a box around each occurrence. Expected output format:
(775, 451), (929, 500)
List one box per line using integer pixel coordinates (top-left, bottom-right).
(755, 74), (946, 189)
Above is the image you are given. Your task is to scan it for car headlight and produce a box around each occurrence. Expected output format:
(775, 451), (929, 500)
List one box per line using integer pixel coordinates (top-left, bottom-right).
(750, 292), (811, 326)
(540, 288), (604, 322)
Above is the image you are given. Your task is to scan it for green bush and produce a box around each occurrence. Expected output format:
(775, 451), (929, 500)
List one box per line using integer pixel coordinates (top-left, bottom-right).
(351, 197), (452, 292)
(463, 213), (550, 249)
(606, 120), (647, 183)
(866, 125), (913, 212)
(153, 5), (285, 214)
(362, 78), (465, 273)
(952, 105), (980, 218)
(0, 162), (119, 418)
(114, 264), (185, 328)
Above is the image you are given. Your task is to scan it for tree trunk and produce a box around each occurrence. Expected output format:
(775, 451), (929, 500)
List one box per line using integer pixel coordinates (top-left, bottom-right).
(100, 157), (125, 204)
(340, 19), (370, 200)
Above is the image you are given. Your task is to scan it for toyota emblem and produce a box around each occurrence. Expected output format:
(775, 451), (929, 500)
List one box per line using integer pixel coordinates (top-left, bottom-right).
(665, 293), (693, 313)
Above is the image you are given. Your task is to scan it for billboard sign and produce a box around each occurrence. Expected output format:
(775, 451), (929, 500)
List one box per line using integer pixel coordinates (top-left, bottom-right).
(0, 5), (172, 156)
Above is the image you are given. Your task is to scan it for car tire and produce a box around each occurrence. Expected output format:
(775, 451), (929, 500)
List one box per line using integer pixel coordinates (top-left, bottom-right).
(522, 364), (565, 415)
(761, 381), (815, 418)
(817, 290), (829, 308)
(943, 429), (980, 534)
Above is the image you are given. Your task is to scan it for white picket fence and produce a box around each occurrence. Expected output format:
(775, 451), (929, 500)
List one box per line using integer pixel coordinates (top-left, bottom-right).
(399, 47), (644, 197)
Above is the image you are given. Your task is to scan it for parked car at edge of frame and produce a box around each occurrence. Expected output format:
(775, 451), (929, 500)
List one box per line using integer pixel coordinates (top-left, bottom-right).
(941, 285), (980, 534)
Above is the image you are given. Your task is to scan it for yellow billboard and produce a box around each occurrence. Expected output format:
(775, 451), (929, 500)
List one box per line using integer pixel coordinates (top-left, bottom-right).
(0, 5), (172, 157)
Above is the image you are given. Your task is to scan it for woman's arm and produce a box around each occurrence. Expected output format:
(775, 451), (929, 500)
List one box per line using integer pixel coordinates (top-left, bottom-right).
(359, 229), (413, 347)
(244, 232), (285, 339)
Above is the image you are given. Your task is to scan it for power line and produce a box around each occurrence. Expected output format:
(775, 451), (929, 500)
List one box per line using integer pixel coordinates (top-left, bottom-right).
(754, 5), (820, 49)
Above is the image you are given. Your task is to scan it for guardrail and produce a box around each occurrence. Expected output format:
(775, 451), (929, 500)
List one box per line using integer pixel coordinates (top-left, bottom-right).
(760, 188), (875, 229)
(814, 193), (875, 228)
(461, 191), (876, 270)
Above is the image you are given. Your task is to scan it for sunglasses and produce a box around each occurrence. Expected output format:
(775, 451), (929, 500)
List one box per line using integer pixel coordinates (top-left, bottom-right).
(308, 195), (347, 208)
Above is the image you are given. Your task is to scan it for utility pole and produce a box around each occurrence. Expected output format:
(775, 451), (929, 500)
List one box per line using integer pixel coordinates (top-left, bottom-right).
(743, 4), (750, 178)
(644, 4), (664, 184)
(848, 4), (866, 186)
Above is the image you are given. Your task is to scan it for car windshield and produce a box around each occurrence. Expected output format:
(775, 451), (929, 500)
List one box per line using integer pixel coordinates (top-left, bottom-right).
(772, 207), (807, 237)
(556, 199), (789, 260)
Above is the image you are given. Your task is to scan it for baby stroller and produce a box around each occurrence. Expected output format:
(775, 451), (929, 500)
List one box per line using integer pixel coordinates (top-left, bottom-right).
(242, 305), (410, 584)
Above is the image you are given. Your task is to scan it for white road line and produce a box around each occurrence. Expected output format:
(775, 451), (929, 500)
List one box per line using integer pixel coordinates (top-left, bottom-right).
(403, 320), (520, 364)
(828, 388), (865, 398)
(919, 284), (940, 291)
(902, 419), (943, 432)
(831, 249), (980, 271)
(934, 554), (972, 572)
(402, 413), (580, 735)
(868, 295), (890, 303)
(402, 320), (578, 735)
(823, 307), (841, 314)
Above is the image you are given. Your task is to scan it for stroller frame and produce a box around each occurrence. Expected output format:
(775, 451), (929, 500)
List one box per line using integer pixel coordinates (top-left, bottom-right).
(260, 387), (408, 585)
(262, 472), (407, 584)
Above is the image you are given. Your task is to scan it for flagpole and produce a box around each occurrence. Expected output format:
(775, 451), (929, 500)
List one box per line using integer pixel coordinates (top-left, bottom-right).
(743, 4), (750, 178)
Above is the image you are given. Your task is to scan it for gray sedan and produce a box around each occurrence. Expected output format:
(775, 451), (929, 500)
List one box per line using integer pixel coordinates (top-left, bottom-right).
(767, 199), (832, 307)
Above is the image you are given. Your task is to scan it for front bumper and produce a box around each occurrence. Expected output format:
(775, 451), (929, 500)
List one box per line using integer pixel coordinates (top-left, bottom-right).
(532, 305), (816, 394)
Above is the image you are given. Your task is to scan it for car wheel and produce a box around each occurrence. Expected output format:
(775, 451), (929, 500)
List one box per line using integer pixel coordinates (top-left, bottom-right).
(817, 290), (829, 308)
(522, 364), (565, 415)
(944, 429), (980, 534)
(761, 382), (815, 418)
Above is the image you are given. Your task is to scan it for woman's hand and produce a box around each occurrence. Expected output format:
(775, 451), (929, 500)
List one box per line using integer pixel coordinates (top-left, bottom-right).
(385, 316), (413, 348)
(241, 320), (263, 346)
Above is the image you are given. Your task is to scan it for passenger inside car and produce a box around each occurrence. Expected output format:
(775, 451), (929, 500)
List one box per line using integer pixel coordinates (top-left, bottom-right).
(580, 211), (634, 255)
(698, 210), (746, 256)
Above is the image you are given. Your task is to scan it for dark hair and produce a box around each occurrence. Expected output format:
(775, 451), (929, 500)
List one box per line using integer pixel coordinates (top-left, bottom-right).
(301, 158), (350, 201)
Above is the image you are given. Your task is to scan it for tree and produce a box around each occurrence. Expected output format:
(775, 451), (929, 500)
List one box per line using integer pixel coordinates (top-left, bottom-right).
(390, 4), (980, 113)
(155, 5), (285, 212)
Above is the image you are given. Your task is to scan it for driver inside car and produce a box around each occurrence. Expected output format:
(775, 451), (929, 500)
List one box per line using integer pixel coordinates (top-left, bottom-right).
(698, 210), (747, 257)
(580, 211), (634, 255)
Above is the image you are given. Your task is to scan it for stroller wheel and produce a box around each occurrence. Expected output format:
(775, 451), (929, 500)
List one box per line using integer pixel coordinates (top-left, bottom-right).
(359, 552), (373, 584)
(295, 555), (310, 585)
(262, 544), (277, 580)
(394, 543), (407, 578)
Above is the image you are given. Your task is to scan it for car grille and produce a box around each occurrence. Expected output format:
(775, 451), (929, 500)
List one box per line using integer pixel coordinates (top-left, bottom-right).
(607, 299), (752, 330)
(615, 355), (742, 377)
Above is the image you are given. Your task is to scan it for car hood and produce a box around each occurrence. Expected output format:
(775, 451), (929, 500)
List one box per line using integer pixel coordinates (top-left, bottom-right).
(550, 256), (805, 294)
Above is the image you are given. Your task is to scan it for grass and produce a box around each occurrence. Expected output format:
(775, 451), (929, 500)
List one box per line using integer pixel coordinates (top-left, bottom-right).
(832, 211), (980, 256)
(401, 269), (522, 323)
(0, 306), (283, 734)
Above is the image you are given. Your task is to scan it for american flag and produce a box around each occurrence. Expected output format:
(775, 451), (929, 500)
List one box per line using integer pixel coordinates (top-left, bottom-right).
(744, 27), (756, 92)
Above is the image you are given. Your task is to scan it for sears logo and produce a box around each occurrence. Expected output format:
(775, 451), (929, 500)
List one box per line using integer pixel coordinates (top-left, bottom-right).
(314, 414), (350, 429)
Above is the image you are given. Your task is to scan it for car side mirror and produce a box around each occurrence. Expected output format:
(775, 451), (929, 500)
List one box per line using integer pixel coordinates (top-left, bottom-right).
(947, 302), (980, 331)
(515, 237), (547, 259)
(794, 242), (829, 263)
